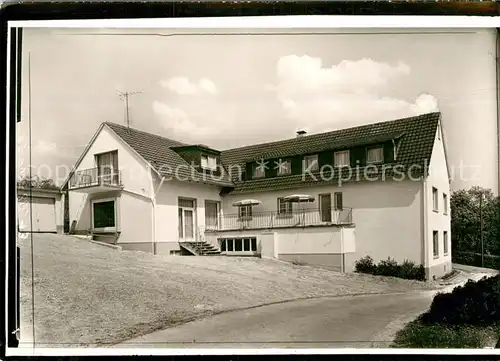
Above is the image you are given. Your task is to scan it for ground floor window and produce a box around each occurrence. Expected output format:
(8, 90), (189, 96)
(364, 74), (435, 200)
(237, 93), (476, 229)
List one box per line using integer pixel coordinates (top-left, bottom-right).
(433, 230), (439, 258)
(219, 237), (257, 252)
(93, 200), (115, 228)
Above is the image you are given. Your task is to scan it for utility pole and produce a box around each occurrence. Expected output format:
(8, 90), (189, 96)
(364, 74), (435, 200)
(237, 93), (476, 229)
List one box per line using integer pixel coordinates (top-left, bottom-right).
(480, 191), (484, 267)
(117, 90), (142, 129)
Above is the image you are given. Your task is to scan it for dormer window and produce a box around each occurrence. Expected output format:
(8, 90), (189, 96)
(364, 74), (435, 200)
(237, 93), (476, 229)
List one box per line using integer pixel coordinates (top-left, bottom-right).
(253, 163), (265, 178)
(201, 155), (217, 170)
(367, 146), (384, 164)
(303, 155), (319, 171)
(334, 151), (350, 167)
(277, 159), (291, 176)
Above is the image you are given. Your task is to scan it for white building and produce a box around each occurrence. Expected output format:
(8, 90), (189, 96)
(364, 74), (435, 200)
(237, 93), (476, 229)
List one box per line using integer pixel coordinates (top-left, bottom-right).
(62, 112), (451, 280)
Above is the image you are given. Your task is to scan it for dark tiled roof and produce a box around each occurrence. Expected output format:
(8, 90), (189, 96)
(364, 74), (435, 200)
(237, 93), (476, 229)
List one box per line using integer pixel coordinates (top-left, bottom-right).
(220, 112), (441, 194)
(104, 122), (234, 187)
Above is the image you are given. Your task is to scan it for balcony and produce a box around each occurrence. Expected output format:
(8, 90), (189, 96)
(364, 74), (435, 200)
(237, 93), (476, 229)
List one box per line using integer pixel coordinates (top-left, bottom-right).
(68, 167), (123, 193)
(207, 208), (353, 232)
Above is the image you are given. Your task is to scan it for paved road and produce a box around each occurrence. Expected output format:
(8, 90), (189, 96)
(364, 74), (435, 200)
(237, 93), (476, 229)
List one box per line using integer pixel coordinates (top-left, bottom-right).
(116, 291), (436, 349)
(115, 270), (492, 349)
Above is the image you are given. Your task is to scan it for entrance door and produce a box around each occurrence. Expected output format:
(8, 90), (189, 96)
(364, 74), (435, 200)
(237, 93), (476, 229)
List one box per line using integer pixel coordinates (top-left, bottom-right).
(178, 198), (196, 241)
(319, 193), (332, 222)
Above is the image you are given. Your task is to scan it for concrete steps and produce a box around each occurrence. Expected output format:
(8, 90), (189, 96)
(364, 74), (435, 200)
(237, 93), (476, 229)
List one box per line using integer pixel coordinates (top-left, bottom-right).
(179, 241), (221, 256)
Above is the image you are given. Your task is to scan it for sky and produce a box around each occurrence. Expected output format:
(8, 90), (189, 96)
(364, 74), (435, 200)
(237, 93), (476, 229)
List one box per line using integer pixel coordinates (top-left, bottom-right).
(16, 27), (498, 192)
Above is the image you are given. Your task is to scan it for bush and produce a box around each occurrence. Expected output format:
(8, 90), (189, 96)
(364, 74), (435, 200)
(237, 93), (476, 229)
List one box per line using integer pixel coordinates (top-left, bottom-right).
(374, 257), (399, 277)
(354, 256), (376, 274)
(399, 260), (426, 281)
(354, 256), (425, 281)
(421, 275), (500, 326)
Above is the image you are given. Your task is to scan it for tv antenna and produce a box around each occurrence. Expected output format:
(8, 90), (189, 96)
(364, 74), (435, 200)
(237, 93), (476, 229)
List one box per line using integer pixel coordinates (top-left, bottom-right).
(117, 90), (143, 129)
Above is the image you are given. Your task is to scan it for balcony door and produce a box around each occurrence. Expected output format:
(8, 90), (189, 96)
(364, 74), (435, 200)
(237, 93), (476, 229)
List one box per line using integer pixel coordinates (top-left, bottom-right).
(319, 193), (332, 222)
(178, 198), (196, 242)
(205, 200), (220, 231)
(96, 151), (119, 185)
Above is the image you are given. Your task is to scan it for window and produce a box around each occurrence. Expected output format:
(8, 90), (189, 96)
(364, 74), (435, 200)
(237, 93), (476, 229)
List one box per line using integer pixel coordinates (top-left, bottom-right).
(303, 155), (319, 171)
(334, 151), (350, 167)
(93, 200), (115, 228)
(253, 163), (265, 178)
(277, 197), (293, 215)
(433, 231), (439, 258)
(219, 237), (258, 253)
(443, 194), (448, 215)
(367, 146), (384, 164)
(179, 198), (195, 208)
(238, 205), (252, 219)
(334, 192), (343, 211)
(432, 187), (438, 211)
(277, 159), (291, 176)
(201, 155), (217, 170)
(443, 231), (448, 255)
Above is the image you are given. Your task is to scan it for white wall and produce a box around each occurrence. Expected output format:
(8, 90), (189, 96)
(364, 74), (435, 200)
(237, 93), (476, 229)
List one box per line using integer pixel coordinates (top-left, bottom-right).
(154, 177), (223, 252)
(277, 227), (347, 254)
(69, 125), (154, 233)
(425, 121), (452, 276)
(223, 178), (423, 265)
(118, 191), (153, 246)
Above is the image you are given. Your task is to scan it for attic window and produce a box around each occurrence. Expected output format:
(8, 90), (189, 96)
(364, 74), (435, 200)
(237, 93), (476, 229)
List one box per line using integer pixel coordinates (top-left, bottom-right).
(303, 155), (319, 171)
(367, 146), (384, 164)
(201, 155), (217, 170)
(253, 163), (265, 178)
(334, 151), (350, 167)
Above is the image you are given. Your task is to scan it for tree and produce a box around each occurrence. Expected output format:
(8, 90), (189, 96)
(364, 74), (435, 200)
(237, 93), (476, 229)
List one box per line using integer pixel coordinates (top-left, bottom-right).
(451, 186), (500, 257)
(17, 175), (59, 190)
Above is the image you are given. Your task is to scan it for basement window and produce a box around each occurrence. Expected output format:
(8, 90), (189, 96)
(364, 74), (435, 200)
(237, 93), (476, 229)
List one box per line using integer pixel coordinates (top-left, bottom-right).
(219, 237), (258, 253)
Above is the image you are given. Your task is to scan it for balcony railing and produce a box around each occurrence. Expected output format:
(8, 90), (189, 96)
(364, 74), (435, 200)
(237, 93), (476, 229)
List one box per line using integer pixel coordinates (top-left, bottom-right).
(69, 167), (122, 190)
(208, 207), (353, 232)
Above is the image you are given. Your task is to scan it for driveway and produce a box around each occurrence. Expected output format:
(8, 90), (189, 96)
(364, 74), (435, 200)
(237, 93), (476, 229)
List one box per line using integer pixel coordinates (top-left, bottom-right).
(116, 267), (494, 348)
(116, 292), (433, 348)
(19, 233), (438, 347)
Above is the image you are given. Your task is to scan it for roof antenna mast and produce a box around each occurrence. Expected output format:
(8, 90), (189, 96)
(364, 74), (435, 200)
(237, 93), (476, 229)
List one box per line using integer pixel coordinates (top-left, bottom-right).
(117, 90), (143, 129)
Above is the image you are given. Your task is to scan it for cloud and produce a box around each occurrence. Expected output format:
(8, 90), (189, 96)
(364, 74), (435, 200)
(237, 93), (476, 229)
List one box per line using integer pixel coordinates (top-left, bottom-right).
(160, 76), (218, 95)
(152, 101), (217, 137)
(271, 55), (439, 132)
(34, 140), (58, 155)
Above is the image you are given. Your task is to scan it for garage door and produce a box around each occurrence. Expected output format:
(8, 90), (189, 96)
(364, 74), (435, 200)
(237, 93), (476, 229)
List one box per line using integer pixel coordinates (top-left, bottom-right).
(17, 196), (56, 233)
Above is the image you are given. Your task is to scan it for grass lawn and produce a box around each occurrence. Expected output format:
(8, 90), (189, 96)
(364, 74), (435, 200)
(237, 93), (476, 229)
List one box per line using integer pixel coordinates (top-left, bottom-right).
(20, 233), (438, 347)
(392, 318), (500, 348)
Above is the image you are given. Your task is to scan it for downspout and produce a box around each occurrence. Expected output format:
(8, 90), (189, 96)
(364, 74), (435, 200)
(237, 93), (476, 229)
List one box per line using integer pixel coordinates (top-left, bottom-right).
(496, 29), (500, 196)
(340, 226), (345, 273)
(422, 177), (429, 278)
(151, 176), (166, 255)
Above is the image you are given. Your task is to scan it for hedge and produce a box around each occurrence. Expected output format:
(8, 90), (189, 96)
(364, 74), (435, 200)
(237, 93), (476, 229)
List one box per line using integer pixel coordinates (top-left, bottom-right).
(453, 252), (500, 270)
(354, 256), (425, 281)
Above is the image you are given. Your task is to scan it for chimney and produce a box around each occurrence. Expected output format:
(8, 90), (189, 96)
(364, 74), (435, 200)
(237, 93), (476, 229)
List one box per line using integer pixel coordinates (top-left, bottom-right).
(296, 130), (307, 138)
